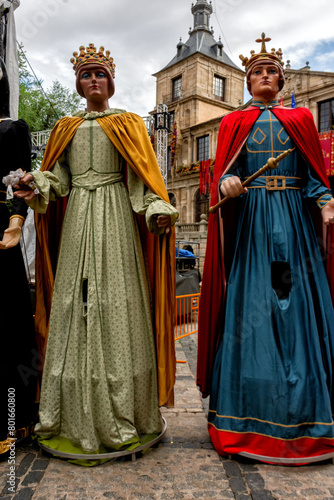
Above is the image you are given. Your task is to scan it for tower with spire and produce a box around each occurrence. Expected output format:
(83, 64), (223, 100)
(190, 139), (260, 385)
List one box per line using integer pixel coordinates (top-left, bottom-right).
(153, 0), (244, 166)
(152, 0), (245, 226)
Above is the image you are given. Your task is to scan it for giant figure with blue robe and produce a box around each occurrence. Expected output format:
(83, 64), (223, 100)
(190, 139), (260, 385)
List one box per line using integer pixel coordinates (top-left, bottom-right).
(197, 33), (334, 465)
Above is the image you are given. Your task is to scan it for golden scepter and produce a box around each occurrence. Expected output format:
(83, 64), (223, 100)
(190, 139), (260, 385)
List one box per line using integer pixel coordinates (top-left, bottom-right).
(209, 148), (294, 214)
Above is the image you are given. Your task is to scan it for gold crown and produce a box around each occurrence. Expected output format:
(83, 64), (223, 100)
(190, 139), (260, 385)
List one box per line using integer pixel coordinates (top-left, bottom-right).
(70, 43), (116, 77)
(239, 33), (283, 72)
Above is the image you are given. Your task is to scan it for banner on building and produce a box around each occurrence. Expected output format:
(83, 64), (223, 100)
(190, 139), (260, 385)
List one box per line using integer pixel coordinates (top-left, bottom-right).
(319, 131), (334, 177)
(200, 159), (211, 195)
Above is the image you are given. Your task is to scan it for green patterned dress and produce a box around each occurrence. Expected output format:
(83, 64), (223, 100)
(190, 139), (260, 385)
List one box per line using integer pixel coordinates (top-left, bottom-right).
(30, 109), (178, 459)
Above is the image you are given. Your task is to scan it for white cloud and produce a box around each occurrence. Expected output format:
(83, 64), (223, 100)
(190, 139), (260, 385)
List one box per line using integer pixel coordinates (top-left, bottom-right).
(13, 0), (334, 117)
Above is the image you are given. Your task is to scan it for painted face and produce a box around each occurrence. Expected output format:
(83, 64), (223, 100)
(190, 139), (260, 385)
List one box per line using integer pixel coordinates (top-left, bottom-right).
(79, 69), (110, 100)
(249, 63), (280, 101)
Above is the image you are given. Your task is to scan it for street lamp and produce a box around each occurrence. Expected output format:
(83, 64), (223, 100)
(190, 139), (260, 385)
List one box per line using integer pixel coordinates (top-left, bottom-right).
(153, 104), (170, 187)
(154, 108), (170, 131)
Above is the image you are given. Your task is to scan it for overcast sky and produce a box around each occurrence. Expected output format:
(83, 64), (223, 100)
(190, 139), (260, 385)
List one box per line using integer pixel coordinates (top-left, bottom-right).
(13, 0), (334, 117)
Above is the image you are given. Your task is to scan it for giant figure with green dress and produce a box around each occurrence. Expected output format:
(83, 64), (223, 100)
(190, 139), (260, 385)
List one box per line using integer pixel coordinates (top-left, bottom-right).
(16, 44), (178, 464)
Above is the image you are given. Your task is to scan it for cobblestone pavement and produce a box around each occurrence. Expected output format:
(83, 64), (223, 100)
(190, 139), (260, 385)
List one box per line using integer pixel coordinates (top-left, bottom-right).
(1, 333), (334, 499)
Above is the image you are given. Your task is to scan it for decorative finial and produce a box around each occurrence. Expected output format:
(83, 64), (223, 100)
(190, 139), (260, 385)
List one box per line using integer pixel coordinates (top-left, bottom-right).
(255, 32), (271, 54)
(239, 32), (284, 72)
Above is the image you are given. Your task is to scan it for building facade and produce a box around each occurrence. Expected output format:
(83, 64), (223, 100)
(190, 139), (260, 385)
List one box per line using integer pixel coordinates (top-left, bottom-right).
(153, 0), (244, 223)
(152, 1), (334, 269)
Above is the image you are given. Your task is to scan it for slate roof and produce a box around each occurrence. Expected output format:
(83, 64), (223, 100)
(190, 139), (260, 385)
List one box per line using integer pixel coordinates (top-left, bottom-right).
(159, 0), (242, 73)
(162, 29), (241, 72)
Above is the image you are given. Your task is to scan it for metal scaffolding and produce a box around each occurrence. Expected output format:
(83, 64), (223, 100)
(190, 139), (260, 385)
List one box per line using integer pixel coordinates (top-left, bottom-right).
(154, 103), (169, 188)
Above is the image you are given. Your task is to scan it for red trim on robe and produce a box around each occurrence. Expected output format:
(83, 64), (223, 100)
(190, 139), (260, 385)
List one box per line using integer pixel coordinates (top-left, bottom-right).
(209, 424), (334, 464)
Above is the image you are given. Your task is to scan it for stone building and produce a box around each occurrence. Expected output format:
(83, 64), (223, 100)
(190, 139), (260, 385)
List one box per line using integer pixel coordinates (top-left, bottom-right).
(152, 0), (244, 267)
(152, 0), (334, 269)
(282, 61), (334, 134)
(279, 63), (334, 192)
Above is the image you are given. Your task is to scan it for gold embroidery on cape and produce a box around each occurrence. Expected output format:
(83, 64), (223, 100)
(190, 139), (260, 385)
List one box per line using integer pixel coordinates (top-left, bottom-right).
(251, 127), (266, 145)
(277, 127), (290, 145)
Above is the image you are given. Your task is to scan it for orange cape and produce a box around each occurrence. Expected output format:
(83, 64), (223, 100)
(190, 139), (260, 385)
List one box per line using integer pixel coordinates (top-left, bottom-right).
(34, 112), (176, 406)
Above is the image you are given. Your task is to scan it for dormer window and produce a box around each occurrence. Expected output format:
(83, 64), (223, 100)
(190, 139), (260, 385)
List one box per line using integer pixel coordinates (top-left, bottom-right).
(177, 38), (184, 58)
(212, 37), (224, 57)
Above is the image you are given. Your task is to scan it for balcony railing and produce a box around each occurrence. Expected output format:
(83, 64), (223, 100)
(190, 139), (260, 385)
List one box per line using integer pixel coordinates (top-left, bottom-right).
(176, 223), (200, 232)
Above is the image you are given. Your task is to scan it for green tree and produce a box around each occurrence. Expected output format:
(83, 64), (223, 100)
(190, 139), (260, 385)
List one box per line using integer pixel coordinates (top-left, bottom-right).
(18, 47), (83, 132)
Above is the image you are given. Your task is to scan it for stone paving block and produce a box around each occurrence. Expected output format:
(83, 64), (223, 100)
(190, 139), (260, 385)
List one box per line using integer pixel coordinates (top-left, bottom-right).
(21, 470), (45, 486)
(15, 453), (36, 477)
(244, 471), (265, 491)
(250, 490), (276, 500)
(228, 476), (247, 494)
(1, 476), (19, 496)
(12, 487), (35, 500)
(31, 457), (50, 471)
(302, 487), (326, 495)
(192, 491), (232, 499)
(201, 443), (214, 450)
(216, 493), (235, 499)
(0, 450), (32, 491)
(0, 460), (8, 491)
(182, 442), (201, 449)
(223, 461), (242, 477)
(102, 493), (129, 499)
(198, 437), (211, 444)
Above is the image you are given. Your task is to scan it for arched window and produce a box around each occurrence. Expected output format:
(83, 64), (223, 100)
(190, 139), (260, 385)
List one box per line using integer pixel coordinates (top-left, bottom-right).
(168, 192), (176, 207)
(195, 189), (209, 222)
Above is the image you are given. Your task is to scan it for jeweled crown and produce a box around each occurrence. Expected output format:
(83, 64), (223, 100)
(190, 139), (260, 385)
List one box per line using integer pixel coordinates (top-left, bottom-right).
(70, 43), (116, 78)
(239, 33), (283, 72)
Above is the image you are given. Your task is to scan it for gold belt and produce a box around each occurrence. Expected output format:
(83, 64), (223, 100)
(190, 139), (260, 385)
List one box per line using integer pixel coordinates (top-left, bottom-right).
(246, 175), (302, 191)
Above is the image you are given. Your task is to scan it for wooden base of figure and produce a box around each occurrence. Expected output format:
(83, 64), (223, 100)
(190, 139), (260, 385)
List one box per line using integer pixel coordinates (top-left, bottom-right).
(38, 417), (167, 463)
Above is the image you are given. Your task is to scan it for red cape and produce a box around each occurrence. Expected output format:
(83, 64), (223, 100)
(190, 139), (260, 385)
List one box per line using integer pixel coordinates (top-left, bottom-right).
(197, 105), (334, 397)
